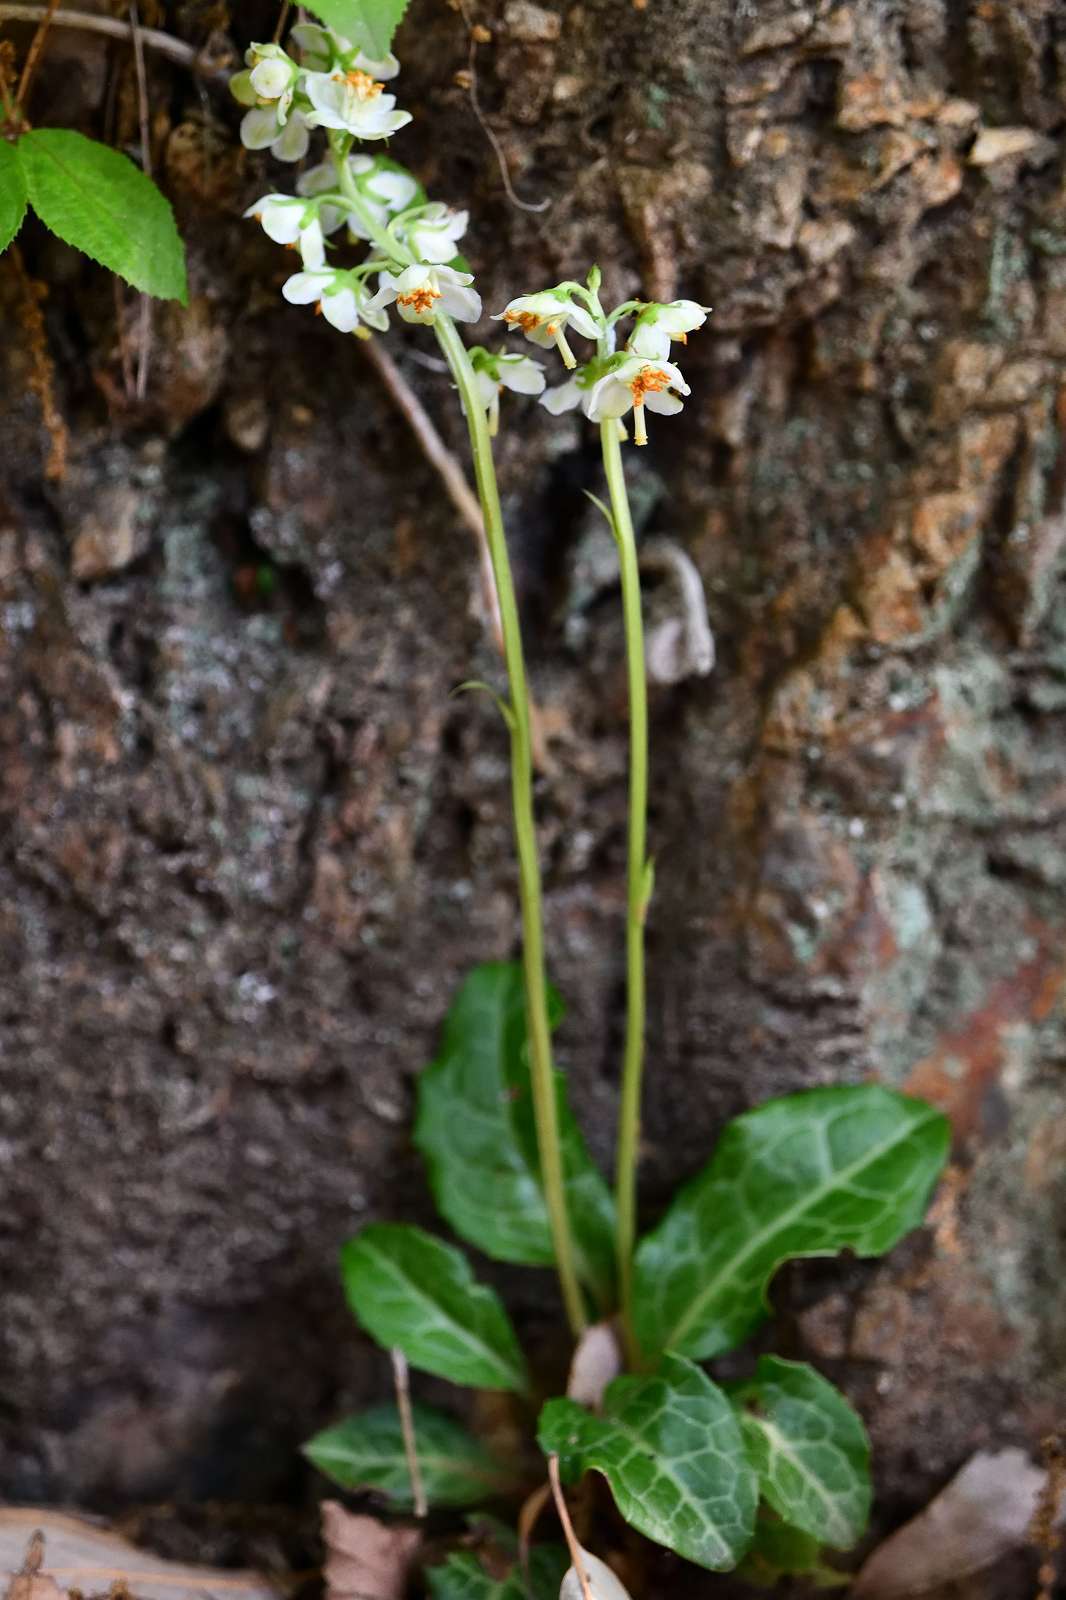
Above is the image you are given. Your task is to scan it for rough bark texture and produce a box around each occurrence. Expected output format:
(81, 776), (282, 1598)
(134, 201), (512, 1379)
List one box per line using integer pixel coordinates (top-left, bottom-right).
(2, 0), (1065, 1590)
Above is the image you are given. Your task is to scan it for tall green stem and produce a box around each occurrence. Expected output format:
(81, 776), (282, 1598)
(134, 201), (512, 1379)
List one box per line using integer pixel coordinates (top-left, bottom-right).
(600, 420), (649, 1355)
(435, 312), (587, 1339)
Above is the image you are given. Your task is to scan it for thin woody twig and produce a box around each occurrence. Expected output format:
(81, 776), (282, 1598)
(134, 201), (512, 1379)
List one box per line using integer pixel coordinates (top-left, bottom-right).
(272, 1), (291, 44)
(128, 1), (153, 402)
(390, 1348), (427, 1519)
(547, 1454), (594, 1600)
(359, 335), (505, 659)
(13, 0), (57, 107)
(0, 6), (227, 77)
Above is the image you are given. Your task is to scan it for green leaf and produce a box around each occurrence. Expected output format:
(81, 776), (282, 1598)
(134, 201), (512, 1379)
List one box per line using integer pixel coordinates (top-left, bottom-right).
(17, 130), (186, 301)
(341, 1222), (530, 1393)
(0, 141), (28, 253)
(304, 0), (411, 60)
(415, 963), (616, 1311)
(733, 1357), (870, 1550)
(633, 1085), (950, 1360)
(737, 1518), (849, 1589)
(304, 1401), (512, 1507)
(538, 1353), (758, 1571)
(427, 1547), (568, 1600)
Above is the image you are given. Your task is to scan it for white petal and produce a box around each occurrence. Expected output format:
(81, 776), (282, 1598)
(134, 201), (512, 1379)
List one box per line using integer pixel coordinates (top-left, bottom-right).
(583, 376), (631, 421)
(564, 303), (600, 342)
(249, 58), (291, 99)
(290, 23), (334, 70)
(272, 113), (310, 161)
(296, 162), (334, 197)
(644, 389), (684, 416)
(540, 378), (582, 414)
(282, 270), (332, 305)
(629, 325), (671, 360)
(351, 49), (400, 80)
(299, 217), (326, 269)
(474, 370), (497, 408)
(248, 196), (302, 243)
(498, 357), (545, 395)
(367, 169), (419, 211)
(321, 287), (359, 331)
(441, 283), (482, 321)
(240, 106), (282, 150)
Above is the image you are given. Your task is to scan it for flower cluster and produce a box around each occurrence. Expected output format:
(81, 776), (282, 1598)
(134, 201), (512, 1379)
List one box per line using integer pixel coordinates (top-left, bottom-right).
(234, 24), (479, 342)
(234, 26), (711, 442)
(497, 284), (710, 444)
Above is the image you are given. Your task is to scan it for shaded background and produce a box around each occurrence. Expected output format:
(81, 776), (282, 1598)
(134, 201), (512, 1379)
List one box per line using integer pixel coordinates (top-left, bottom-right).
(1, 0), (1064, 1589)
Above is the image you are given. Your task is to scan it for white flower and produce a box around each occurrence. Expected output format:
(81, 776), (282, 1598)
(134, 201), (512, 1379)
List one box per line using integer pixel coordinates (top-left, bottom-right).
(469, 348), (545, 433)
(628, 298), (711, 360)
(244, 194), (325, 268)
(239, 105), (310, 161)
(282, 268), (389, 334)
(244, 42), (298, 112)
(493, 288), (600, 368)
(397, 202), (468, 264)
(369, 264), (481, 325)
(290, 23), (401, 80)
(583, 353), (689, 444)
(304, 69), (412, 139)
(297, 156), (421, 240)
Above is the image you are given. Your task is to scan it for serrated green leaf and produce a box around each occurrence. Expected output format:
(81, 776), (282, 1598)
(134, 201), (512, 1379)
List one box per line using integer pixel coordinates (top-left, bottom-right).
(538, 1353), (758, 1571)
(304, 0), (411, 59)
(733, 1357), (870, 1550)
(633, 1086), (950, 1360)
(304, 1401), (511, 1507)
(415, 963), (616, 1311)
(341, 1223), (530, 1393)
(17, 130), (186, 301)
(0, 141), (28, 253)
(427, 1547), (568, 1600)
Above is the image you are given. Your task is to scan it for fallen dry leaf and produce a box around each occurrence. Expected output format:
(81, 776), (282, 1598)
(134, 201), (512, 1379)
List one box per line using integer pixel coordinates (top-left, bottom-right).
(566, 1322), (622, 1412)
(560, 1547), (634, 1600)
(321, 1502), (420, 1600)
(0, 1512), (283, 1600)
(851, 1449), (1062, 1597)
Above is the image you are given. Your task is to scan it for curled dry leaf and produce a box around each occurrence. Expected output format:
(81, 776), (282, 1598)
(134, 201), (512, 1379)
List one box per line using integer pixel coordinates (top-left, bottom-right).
(560, 1548), (633, 1600)
(0, 1512), (282, 1600)
(565, 1321), (622, 1411)
(321, 1501), (421, 1600)
(852, 1449), (1063, 1598)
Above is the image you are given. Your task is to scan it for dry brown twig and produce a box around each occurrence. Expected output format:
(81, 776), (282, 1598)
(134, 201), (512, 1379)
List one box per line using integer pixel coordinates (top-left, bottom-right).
(9, 246), (68, 480)
(0, 5), (228, 76)
(13, 0), (57, 107)
(126, 0), (153, 401)
(389, 1348), (426, 1519)
(452, 0), (550, 214)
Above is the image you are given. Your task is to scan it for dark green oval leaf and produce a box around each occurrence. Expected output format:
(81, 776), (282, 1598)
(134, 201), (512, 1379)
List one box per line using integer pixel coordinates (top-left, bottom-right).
(304, 1401), (511, 1507)
(18, 130), (186, 302)
(304, 0), (410, 60)
(427, 1547), (568, 1600)
(415, 963), (616, 1311)
(737, 1518), (848, 1590)
(341, 1222), (530, 1393)
(734, 1357), (871, 1550)
(538, 1353), (758, 1571)
(633, 1086), (950, 1360)
(0, 140), (28, 253)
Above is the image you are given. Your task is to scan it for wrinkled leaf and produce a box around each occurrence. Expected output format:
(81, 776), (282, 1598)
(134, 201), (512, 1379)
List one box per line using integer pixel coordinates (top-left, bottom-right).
(17, 130), (186, 301)
(304, 0), (411, 59)
(737, 1519), (848, 1589)
(0, 142), (28, 254)
(321, 1501), (420, 1600)
(341, 1223), (529, 1393)
(415, 963), (616, 1310)
(427, 1546), (567, 1600)
(633, 1086), (950, 1359)
(538, 1353), (758, 1571)
(304, 1401), (513, 1508)
(734, 1357), (870, 1550)
(851, 1448), (1056, 1597)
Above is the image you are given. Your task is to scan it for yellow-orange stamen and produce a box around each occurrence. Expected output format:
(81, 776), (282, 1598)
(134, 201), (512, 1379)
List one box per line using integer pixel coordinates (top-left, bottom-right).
(398, 285), (442, 314)
(332, 69), (384, 99)
(504, 309), (541, 333)
(629, 367), (670, 403)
